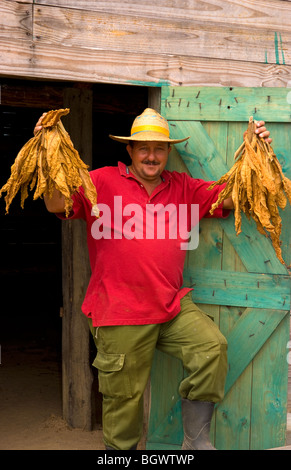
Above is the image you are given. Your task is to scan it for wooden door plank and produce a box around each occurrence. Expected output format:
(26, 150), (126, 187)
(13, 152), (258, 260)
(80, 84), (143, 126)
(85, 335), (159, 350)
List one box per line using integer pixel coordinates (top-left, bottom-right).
(250, 314), (290, 449)
(162, 86), (291, 122)
(146, 350), (184, 446)
(147, 397), (183, 446)
(170, 120), (228, 180)
(214, 143), (253, 449)
(183, 268), (291, 309)
(223, 307), (289, 396)
(222, 215), (288, 274)
(215, 365), (253, 449)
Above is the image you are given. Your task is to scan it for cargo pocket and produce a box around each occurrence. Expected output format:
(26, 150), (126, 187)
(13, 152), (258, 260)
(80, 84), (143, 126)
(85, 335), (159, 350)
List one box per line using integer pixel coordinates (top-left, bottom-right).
(93, 351), (132, 399)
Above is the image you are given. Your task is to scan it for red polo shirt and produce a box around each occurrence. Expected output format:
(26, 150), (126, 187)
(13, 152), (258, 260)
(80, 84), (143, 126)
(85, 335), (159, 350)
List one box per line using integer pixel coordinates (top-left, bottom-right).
(59, 162), (228, 327)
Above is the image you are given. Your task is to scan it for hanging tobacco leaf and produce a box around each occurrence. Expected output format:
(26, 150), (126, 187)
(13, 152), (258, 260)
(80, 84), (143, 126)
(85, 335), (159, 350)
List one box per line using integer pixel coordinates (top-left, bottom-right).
(208, 117), (291, 265)
(0, 108), (99, 218)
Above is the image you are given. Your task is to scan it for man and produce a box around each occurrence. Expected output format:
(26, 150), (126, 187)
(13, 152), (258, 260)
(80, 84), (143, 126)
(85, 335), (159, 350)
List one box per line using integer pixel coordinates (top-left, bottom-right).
(35, 108), (271, 450)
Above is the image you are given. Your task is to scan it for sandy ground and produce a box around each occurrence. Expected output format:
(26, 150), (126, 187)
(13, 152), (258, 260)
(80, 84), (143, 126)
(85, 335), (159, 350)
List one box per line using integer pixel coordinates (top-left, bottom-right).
(1, 333), (290, 451)
(0, 335), (104, 451)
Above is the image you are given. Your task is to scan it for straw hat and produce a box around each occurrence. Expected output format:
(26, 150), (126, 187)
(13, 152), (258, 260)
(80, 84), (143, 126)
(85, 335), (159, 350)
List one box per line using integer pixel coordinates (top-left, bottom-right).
(109, 108), (190, 144)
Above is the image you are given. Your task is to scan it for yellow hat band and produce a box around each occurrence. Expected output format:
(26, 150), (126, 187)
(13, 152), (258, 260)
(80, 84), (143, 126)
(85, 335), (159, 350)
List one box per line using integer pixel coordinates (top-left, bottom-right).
(131, 124), (169, 137)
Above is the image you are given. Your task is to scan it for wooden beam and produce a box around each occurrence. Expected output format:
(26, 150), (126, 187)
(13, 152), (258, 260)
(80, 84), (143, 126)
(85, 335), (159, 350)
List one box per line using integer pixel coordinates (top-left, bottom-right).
(1, 36), (290, 87)
(1, 1), (291, 86)
(61, 87), (94, 430)
(0, 79), (148, 116)
(183, 268), (291, 309)
(0, 80), (65, 109)
(32, 4), (290, 65)
(34, 0), (291, 34)
(162, 86), (291, 122)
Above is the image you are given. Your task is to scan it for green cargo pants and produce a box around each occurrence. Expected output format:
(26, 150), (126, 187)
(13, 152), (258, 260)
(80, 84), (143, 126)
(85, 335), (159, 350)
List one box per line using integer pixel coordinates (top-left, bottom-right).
(89, 292), (228, 450)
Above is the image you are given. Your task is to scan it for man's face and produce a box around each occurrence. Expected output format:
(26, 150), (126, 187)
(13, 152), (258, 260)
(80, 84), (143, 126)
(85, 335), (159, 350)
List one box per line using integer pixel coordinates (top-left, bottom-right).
(126, 141), (171, 182)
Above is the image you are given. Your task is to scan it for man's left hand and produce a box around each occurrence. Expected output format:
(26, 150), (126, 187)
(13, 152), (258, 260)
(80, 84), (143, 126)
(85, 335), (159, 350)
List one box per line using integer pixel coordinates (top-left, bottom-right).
(255, 120), (272, 144)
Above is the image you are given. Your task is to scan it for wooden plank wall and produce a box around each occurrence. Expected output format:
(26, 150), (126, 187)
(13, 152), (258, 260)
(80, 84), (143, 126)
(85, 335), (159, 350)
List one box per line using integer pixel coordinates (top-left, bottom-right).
(0, 0), (290, 87)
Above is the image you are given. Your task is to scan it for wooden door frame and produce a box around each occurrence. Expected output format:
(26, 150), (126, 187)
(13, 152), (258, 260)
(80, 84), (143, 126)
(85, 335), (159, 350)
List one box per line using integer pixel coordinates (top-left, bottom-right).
(61, 87), (94, 430)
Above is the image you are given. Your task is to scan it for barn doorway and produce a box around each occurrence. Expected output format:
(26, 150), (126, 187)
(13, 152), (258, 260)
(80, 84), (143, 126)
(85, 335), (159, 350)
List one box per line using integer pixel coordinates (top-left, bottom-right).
(0, 79), (148, 449)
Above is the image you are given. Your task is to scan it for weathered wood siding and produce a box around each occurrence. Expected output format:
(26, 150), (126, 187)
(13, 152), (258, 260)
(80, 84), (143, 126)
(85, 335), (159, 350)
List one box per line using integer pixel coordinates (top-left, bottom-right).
(1, 0), (291, 87)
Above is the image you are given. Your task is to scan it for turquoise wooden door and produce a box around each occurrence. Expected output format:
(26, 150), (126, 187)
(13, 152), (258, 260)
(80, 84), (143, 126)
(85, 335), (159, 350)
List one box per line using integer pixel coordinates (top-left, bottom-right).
(146, 87), (291, 450)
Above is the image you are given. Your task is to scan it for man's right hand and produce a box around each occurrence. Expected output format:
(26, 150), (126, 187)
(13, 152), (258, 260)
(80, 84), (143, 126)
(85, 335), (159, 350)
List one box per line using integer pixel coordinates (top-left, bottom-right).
(44, 188), (66, 214)
(33, 112), (47, 136)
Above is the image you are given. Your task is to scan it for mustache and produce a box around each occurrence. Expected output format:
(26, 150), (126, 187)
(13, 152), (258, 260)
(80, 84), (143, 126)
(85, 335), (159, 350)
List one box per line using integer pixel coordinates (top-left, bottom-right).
(143, 160), (159, 165)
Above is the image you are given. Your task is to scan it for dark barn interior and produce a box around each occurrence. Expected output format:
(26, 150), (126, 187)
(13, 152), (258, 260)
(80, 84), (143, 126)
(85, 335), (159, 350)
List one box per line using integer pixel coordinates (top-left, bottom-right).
(0, 79), (148, 447)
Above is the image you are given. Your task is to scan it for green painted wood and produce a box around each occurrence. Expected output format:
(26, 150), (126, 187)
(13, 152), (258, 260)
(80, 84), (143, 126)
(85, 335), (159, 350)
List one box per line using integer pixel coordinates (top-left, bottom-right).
(186, 218), (224, 324)
(214, 366), (252, 450)
(147, 350), (184, 445)
(147, 387), (183, 446)
(221, 214), (288, 275)
(147, 309), (288, 449)
(250, 314), (290, 449)
(162, 86), (291, 122)
(183, 268), (291, 309)
(214, 121), (258, 450)
(223, 307), (288, 396)
(147, 86), (291, 451)
(146, 443), (181, 450)
(170, 120), (228, 180)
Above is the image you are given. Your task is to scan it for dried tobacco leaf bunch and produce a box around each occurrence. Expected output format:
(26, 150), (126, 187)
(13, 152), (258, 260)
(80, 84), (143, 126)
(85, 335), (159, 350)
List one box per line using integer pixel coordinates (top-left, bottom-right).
(0, 108), (99, 218)
(208, 117), (291, 265)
